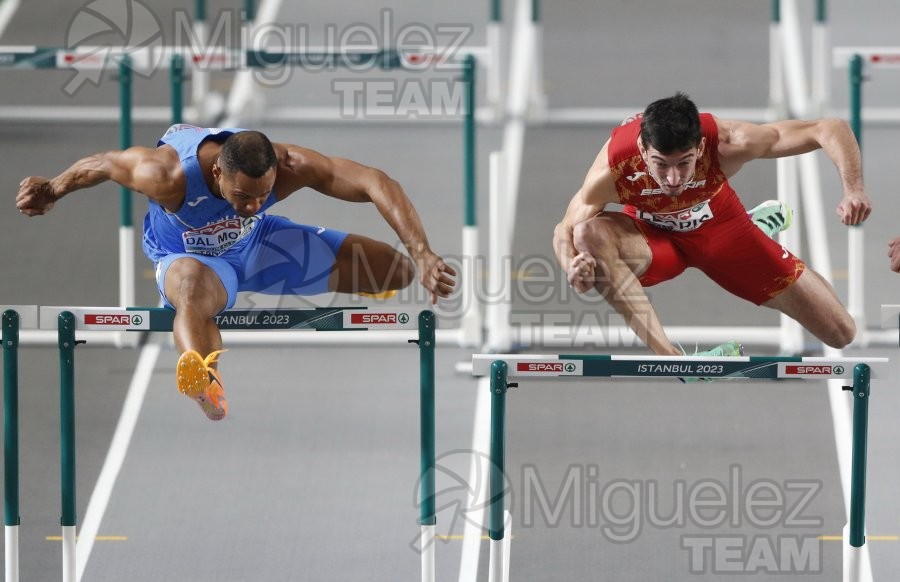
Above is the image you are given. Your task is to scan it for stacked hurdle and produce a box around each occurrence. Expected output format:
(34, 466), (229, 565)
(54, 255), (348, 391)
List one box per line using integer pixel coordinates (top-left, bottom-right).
(2, 306), (439, 582)
(472, 353), (890, 582)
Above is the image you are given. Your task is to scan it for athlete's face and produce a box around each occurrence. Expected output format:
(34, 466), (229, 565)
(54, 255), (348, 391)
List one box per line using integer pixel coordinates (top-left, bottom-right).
(213, 164), (276, 217)
(639, 138), (705, 196)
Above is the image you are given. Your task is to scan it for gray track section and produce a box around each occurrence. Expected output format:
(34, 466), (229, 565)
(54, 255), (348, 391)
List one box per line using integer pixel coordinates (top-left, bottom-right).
(82, 344), (479, 582)
(0, 346), (140, 581)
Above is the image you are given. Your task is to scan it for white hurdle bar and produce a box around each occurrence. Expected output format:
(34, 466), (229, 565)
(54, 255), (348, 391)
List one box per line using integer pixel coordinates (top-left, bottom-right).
(0, 305), (465, 346)
(472, 353), (888, 582)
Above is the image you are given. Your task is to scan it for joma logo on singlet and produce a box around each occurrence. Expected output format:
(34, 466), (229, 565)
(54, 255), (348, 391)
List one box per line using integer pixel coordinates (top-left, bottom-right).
(640, 179), (707, 196)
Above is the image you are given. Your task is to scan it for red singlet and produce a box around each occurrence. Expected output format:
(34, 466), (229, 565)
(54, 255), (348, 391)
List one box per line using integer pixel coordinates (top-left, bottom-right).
(605, 113), (805, 305)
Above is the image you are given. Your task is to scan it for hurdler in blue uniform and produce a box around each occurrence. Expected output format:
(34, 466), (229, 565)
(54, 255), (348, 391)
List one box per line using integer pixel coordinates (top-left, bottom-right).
(18, 124), (456, 420)
(145, 125), (348, 310)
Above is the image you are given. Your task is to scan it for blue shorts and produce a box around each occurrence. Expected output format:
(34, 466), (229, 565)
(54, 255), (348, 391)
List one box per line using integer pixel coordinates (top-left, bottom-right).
(153, 215), (349, 311)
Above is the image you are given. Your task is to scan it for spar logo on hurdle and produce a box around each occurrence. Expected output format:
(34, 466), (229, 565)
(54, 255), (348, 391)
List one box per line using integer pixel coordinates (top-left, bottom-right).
(779, 364), (848, 378)
(348, 312), (411, 326)
(515, 360), (582, 375)
(78, 310), (151, 330)
(84, 313), (143, 326)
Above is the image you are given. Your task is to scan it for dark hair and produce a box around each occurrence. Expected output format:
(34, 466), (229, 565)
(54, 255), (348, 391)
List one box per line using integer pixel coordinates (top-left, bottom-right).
(639, 93), (702, 154)
(218, 131), (277, 178)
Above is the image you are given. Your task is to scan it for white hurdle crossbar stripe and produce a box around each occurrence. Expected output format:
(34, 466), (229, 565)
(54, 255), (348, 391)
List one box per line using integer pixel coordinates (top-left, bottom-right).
(471, 354), (889, 380)
(37, 306), (420, 332)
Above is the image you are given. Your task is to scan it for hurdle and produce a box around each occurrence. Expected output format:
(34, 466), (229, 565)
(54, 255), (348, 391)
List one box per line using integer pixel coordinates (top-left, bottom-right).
(472, 353), (889, 582)
(2, 306), (439, 582)
(834, 48), (900, 347)
(3, 307), (38, 582)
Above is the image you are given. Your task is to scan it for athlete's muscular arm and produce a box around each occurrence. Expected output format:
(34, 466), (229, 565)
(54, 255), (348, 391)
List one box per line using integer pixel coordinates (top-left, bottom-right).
(553, 142), (618, 292)
(273, 143), (456, 301)
(716, 116), (871, 225)
(553, 142), (680, 356)
(17, 147), (176, 216)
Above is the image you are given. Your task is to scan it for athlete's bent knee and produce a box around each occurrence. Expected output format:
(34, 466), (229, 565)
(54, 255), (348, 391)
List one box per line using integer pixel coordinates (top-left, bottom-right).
(573, 218), (615, 257)
(824, 315), (856, 349)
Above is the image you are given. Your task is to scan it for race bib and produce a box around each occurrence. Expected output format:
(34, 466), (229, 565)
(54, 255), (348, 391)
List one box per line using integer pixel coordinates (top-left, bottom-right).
(182, 216), (259, 256)
(635, 200), (714, 232)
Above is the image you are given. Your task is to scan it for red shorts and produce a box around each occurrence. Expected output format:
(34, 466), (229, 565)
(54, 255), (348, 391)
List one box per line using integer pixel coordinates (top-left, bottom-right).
(633, 200), (805, 305)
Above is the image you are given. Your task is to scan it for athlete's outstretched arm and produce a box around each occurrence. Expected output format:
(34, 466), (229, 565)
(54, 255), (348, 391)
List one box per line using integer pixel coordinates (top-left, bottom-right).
(717, 116), (871, 225)
(273, 143), (456, 302)
(17, 147), (173, 216)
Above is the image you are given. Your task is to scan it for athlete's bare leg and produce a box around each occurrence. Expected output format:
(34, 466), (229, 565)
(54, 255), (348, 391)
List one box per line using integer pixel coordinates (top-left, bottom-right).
(163, 258), (228, 365)
(163, 236), (413, 361)
(328, 234), (416, 294)
(573, 214), (682, 356)
(762, 269), (855, 348)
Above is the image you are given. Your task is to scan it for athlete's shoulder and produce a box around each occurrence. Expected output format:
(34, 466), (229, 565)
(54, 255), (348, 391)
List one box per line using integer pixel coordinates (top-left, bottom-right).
(607, 115), (642, 167)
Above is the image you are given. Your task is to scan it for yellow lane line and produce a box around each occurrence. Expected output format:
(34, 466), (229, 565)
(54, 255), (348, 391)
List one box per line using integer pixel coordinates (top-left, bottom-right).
(434, 534), (516, 542)
(46, 536), (128, 542)
(819, 535), (898, 541)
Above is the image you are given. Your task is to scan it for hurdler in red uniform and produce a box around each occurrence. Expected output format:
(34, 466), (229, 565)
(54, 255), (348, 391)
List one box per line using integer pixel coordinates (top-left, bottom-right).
(553, 93), (870, 364)
(605, 112), (804, 304)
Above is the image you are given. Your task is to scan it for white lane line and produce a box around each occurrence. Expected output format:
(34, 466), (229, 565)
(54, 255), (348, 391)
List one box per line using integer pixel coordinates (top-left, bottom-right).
(0, 0), (21, 40)
(75, 336), (162, 582)
(458, 377), (492, 581)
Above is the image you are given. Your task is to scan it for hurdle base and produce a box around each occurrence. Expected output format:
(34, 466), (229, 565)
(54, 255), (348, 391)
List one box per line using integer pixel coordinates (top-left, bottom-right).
(5, 525), (19, 582)
(842, 523), (873, 582)
(488, 537), (505, 582)
(420, 524), (435, 582)
(62, 525), (76, 582)
(502, 510), (511, 581)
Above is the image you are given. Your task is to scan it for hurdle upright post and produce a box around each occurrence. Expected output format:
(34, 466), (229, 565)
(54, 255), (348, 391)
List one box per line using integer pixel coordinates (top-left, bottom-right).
(844, 363), (870, 580)
(849, 54), (863, 144)
(487, 0), (502, 114)
(415, 311), (436, 582)
(488, 360), (509, 582)
(58, 312), (78, 582)
(170, 53), (184, 125)
(3, 310), (21, 582)
(192, 0), (210, 122)
(460, 54), (482, 347)
(846, 53), (867, 344)
(463, 55), (477, 257)
(118, 56), (135, 313)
